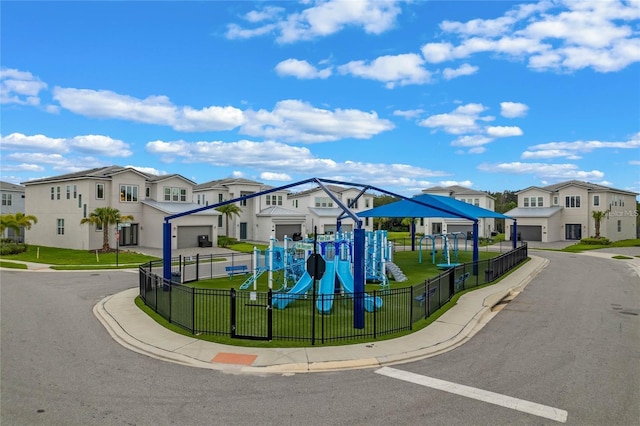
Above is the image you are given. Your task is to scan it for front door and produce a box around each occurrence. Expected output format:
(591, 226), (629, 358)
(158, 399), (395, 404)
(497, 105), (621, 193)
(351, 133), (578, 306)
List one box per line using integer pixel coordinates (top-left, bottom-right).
(432, 222), (442, 234)
(120, 224), (139, 246)
(565, 224), (582, 240)
(239, 222), (247, 240)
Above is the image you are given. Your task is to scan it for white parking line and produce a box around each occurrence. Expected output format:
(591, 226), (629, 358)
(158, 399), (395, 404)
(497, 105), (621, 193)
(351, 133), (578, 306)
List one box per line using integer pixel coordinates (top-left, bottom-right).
(375, 367), (568, 423)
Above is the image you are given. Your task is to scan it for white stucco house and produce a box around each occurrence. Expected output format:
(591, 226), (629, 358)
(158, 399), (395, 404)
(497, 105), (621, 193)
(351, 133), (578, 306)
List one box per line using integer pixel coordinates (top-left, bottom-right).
(22, 166), (220, 251)
(505, 180), (637, 242)
(419, 185), (496, 238)
(1, 181), (26, 241)
(287, 184), (374, 235)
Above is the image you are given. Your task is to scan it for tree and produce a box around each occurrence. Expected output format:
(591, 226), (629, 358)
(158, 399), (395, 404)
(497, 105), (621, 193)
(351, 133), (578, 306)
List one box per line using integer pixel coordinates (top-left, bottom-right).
(215, 203), (242, 237)
(592, 210), (609, 238)
(80, 207), (133, 251)
(0, 212), (38, 242)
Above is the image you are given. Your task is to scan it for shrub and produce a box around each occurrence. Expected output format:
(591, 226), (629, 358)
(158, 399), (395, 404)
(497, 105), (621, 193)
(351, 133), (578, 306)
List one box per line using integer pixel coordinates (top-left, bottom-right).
(0, 242), (28, 255)
(217, 236), (238, 248)
(580, 237), (610, 245)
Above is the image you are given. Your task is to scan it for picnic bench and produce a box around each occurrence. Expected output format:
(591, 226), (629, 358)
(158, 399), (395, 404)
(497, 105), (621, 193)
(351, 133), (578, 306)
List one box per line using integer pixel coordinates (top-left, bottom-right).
(414, 286), (437, 305)
(225, 265), (248, 279)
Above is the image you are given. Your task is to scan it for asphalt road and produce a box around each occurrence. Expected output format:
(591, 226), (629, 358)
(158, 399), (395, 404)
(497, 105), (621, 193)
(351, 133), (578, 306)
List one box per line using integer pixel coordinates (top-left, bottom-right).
(1, 251), (638, 425)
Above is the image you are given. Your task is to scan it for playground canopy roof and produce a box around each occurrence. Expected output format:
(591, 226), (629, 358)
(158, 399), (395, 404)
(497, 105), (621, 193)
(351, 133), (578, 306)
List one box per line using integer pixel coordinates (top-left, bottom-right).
(358, 194), (513, 221)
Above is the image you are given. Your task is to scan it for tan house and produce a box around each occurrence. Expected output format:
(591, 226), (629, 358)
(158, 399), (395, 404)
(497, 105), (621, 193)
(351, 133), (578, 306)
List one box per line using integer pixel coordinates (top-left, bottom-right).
(22, 166), (219, 250)
(505, 180), (637, 242)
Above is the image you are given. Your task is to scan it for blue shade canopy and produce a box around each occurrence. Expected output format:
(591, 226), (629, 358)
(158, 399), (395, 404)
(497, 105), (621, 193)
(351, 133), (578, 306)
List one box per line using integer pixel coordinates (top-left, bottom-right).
(358, 194), (512, 220)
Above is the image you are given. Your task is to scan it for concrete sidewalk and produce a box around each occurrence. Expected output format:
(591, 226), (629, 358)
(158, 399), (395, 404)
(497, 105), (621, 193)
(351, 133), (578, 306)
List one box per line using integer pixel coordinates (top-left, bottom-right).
(94, 255), (551, 374)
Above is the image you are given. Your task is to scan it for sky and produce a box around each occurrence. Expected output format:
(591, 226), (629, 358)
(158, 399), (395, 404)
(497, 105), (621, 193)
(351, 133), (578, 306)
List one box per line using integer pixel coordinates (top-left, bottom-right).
(1, 0), (639, 199)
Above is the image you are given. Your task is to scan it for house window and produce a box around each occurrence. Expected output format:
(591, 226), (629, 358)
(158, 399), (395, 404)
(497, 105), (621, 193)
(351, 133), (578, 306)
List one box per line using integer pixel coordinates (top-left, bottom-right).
(51, 187), (55, 200)
(218, 194), (224, 202)
(56, 186), (61, 200)
(474, 198), (479, 207)
(66, 185), (71, 199)
(96, 183), (105, 199)
(553, 196), (558, 206)
(593, 195), (599, 207)
(120, 185), (138, 202)
(365, 217), (370, 226)
(347, 198), (359, 209)
(315, 197), (333, 208)
(145, 187), (150, 198)
(538, 197), (543, 207)
(73, 185), (77, 199)
(365, 198), (370, 208)
(57, 218), (64, 235)
(523, 197), (529, 207)
(1, 194), (12, 206)
(565, 196), (581, 208)
(96, 222), (103, 231)
(266, 196), (271, 206)
(617, 220), (621, 232)
(531, 197), (537, 207)
(218, 216), (223, 227)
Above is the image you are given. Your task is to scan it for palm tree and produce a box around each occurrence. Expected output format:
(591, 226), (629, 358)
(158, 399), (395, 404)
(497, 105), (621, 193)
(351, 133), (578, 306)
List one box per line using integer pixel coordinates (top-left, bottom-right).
(592, 210), (609, 238)
(215, 203), (242, 237)
(80, 207), (134, 251)
(1, 212), (38, 242)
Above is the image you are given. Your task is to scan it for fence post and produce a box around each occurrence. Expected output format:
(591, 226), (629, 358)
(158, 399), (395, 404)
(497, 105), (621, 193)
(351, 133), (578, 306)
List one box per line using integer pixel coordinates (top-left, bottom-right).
(192, 287), (196, 334)
(230, 288), (236, 338)
(267, 289), (273, 341)
(196, 253), (200, 282)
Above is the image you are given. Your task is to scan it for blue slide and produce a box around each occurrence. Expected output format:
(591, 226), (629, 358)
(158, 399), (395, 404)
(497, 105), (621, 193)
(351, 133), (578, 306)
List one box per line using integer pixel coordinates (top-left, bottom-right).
(336, 260), (383, 312)
(272, 271), (313, 309)
(316, 260), (336, 314)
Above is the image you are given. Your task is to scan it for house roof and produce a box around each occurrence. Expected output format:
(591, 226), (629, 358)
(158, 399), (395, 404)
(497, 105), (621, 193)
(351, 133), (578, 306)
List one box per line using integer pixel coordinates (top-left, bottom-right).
(0, 181), (25, 192)
(141, 200), (220, 215)
(288, 184), (359, 198)
(256, 206), (305, 217)
(194, 177), (270, 191)
(358, 194), (511, 220)
(308, 207), (345, 217)
(422, 185), (493, 198)
(504, 206), (563, 218)
(517, 180), (637, 196)
(21, 165), (190, 185)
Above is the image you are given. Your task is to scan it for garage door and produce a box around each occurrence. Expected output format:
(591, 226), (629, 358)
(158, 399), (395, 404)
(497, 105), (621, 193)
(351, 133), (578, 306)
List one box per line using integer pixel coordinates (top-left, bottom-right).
(518, 225), (542, 241)
(448, 225), (472, 234)
(177, 226), (212, 249)
(275, 224), (301, 241)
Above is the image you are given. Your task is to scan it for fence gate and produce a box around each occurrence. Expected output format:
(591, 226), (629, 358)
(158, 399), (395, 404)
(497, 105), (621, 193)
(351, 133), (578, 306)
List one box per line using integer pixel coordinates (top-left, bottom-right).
(230, 289), (272, 340)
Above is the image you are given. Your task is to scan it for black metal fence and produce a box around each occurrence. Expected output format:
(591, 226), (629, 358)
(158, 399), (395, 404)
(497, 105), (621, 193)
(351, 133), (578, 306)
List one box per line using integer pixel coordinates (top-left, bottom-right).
(139, 243), (528, 345)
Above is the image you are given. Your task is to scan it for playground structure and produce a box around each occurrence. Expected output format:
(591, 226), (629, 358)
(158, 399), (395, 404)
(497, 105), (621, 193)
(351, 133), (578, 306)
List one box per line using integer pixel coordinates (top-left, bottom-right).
(418, 232), (468, 269)
(247, 231), (393, 313)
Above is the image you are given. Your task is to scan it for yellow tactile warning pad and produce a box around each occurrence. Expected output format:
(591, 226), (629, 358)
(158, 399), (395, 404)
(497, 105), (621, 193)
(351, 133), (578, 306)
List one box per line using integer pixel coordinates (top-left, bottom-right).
(211, 352), (258, 365)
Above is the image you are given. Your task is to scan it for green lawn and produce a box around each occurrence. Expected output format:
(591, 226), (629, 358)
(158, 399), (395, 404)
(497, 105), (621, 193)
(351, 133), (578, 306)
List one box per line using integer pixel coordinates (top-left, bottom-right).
(0, 244), (159, 267)
(559, 238), (640, 253)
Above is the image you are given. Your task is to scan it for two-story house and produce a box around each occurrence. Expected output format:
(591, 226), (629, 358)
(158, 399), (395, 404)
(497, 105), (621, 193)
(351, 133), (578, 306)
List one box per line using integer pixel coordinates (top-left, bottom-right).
(288, 184), (374, 235)
(419, 185), (496, 238)
(192, 178), (303, 242)
(505, 180), (637, 242)
(0, 181), (26, 241)
(22, 166), (219, 251)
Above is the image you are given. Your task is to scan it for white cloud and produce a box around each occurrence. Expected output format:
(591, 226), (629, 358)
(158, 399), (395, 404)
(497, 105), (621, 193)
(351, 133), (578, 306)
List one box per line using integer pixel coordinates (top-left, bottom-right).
(52, 87), (245, 132)
(126, 165), (167, 176)
(419, 103), (488, 134)
(393, 109), (424, 119)
(240, 99), (394, 143)
(0, 68), (47, 106)
(451, 135), (493, 147)
(478, 161), (605, 180)
(630, 160), (640, 166)
(439, 180), (474, 187)
(260, 172), (291, 181)
(421, 1), (640, 73)
(442, 63), (479, 80)
(145, 138), (449, 186)
(0, 132), (132, 156)
(338, 53), (431, 88)
(523, 133), (640, 159)
(227, 0), (404, 43)
(500, 101), (528, 118)
(275, 59), (332, 79)
(486, 126), (523, 137)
